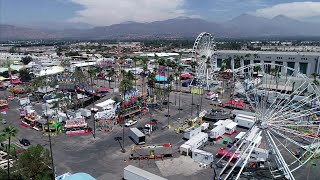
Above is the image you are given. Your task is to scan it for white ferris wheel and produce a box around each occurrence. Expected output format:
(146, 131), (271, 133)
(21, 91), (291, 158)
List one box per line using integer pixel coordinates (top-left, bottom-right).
(218, 63), (320, 180)
(191, 32), (217, 90)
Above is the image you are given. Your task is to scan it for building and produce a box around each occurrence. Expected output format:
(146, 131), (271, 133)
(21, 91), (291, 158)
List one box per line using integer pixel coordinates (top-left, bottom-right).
(192, 149), (214, 165)
(216, 50), (320, 76)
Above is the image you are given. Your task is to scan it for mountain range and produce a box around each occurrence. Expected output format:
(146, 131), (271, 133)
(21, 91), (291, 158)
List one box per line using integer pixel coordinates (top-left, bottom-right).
(1, 14), (320, 40)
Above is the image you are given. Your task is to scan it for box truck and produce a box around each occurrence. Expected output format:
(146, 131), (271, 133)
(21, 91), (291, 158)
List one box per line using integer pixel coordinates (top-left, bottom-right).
(234, 116), (255, 129)
(128, 128), (145, 145)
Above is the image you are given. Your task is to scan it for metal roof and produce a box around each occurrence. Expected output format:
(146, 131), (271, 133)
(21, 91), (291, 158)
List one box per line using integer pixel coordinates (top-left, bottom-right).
(124, 165), (167, 180)
(217, 50), (320, 56)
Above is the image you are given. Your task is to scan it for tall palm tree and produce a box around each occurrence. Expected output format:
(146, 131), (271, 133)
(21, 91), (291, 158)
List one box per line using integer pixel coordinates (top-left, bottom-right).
(133, 57), (140, 89)
(140, 57), (149, 95)
(174, 72), (179, 105)
(167, 75), (174, 127)
(107, 68), (115, 89)
(177, 65), (184, 111)
(147, 72), (156, 95)
(119, 71), (134, 153)
(1, 126), (18, 180)
(87, 67), (97, 138)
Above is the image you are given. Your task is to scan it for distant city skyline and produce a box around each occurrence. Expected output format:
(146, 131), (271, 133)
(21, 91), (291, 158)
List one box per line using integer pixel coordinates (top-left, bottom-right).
(1, 0), (320, 27)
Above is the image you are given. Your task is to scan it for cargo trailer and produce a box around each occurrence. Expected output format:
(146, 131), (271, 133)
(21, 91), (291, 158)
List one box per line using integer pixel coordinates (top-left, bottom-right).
(234, 115), (255, 129)
(180, 132), (208, 156)
(183, 126), (201, 140)
(128, 128), (145, 145)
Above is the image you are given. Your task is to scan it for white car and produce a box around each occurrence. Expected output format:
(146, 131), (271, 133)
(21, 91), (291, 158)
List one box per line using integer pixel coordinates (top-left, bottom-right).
(125, 120), (137, 127)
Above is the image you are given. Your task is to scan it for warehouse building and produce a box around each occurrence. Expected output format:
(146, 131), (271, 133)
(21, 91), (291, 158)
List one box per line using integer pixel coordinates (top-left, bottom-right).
(216, 50), (320, 76)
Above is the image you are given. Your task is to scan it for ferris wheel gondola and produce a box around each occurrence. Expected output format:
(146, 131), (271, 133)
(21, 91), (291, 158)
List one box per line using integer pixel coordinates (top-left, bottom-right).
(218, 63), (320, 180)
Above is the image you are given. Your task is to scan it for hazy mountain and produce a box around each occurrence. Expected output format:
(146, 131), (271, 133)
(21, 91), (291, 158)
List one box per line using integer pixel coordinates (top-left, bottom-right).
(1, 15), (320, 40)
(0, 24), (60, 40)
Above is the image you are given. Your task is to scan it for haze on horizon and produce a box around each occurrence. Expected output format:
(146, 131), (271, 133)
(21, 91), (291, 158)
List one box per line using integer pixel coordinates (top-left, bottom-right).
(1, 0), (320, 29)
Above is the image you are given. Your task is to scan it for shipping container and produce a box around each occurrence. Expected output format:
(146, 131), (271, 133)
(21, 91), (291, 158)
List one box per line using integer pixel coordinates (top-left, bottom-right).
(128, 128), (145, 145)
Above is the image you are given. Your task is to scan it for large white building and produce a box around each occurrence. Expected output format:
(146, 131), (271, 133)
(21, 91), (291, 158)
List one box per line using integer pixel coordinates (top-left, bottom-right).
(216, 50), (320, 76)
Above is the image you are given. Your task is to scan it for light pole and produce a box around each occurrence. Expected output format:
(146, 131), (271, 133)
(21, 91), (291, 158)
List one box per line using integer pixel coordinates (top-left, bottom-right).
(89, 72), (96, 139)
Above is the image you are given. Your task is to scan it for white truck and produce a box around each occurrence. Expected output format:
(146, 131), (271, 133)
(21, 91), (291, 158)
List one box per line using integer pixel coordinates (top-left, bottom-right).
(123, 165), (167, 180)
(234, 114), (256, 129)
(180, 132), (208, 156)
(128, 128), (145, 145)
(200, 122), (209, 131)
(78, 108), (91, 118)
(183, 126), (201, 140)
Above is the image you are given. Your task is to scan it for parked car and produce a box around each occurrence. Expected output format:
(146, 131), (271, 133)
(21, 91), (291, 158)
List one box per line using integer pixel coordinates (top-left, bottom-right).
(19, 138), (31, 146)
(125, 120), (138, 127)
(2, 119), (6, 124)
(182, 80), (192, 87)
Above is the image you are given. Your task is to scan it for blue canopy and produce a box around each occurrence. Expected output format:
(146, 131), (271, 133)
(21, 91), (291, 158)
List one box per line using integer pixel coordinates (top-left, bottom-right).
(155, 75), (167, 82)
(64, 173), (96, 180)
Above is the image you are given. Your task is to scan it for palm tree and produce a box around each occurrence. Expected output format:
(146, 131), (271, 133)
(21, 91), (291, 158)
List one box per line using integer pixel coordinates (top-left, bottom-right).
(87, 67), (97, 138)
(254, 66), (261, 73)
(119, 71), (134, 153)
(73, 67), (86, 86)
(147, 72), (156, 95)
(167, 75), (174, 127)
(133, 57), (140, 89)
(107, 68), (115, 89)
(174, 72), (179, 105)
(1, 126), (18, 180)
(234, 55), (241, 69)
(140, 57), (149, 94)
(222, 57), (232, 69)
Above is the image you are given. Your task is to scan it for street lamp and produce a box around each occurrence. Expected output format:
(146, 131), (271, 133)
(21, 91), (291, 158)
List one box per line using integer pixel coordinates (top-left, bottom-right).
(114, 136), (125, 153)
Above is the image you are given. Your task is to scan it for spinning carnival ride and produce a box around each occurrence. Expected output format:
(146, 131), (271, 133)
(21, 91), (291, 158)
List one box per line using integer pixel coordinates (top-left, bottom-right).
(218, 63), (320, 180)
(191, 32), (217, 90)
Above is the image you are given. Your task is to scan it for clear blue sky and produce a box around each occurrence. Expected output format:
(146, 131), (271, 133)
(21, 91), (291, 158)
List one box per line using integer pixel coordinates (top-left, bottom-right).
(1, 0), (320, 26)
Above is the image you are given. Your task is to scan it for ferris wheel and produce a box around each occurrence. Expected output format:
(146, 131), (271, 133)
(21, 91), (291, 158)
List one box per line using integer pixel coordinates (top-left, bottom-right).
(191, 32), (216, 89)
(218, 63), (320, 180)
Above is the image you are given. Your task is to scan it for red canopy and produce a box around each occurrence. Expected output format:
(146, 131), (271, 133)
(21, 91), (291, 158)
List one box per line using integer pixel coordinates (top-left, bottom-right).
(225, 99), (246, 107)
(180, 73), (192, 78)
(12, 79), (22, 84)
(98, 87), (110, 92)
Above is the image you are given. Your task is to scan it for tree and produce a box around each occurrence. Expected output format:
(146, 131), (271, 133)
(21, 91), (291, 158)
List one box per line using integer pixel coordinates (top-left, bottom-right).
(119, 71), (134, 153)
(9, 46), (18, 53)
(1, 126), (18, 180)
(107, 68), (115, 88)
(133, 57), (140, 88)
(19, 69), (32, 82)
(87, 67), (97, 138)
(21, 56), (33, 65)
(73, 67), (86, 86)
(254, 66), (261, 73)
(222, 57), (232, 69)
(16, 144), (53, 179)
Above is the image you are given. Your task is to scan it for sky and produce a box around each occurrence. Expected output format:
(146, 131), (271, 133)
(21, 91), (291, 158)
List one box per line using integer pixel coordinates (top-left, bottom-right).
(1, 0), (320, 27)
